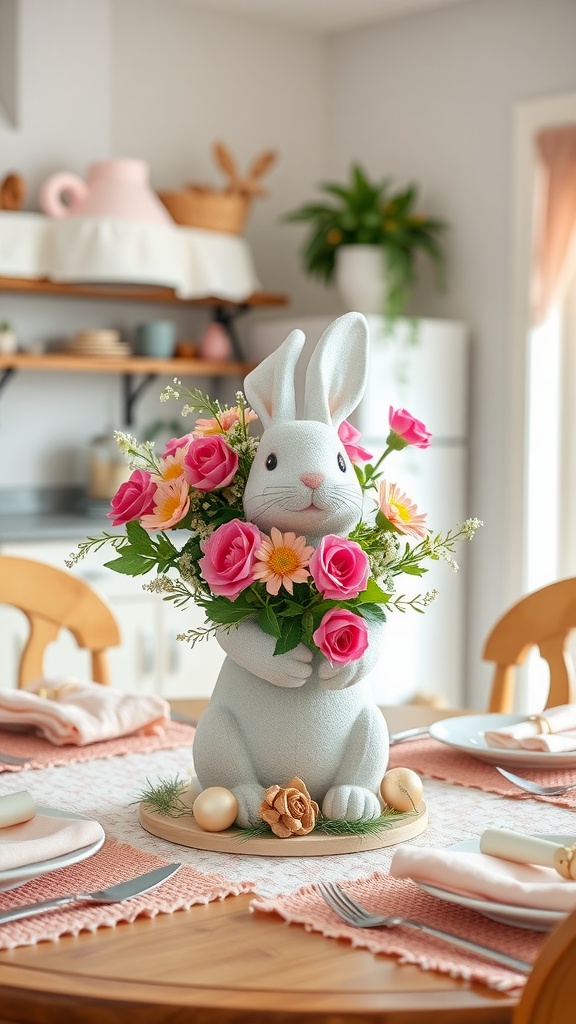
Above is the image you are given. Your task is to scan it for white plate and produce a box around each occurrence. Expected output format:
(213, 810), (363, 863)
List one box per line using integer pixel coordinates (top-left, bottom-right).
(429, 713), (576, 769)
(416, 835), (572, 931)
(0, 805), (105, 892)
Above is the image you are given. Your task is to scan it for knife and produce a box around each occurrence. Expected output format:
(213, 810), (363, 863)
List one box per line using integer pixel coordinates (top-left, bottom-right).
(389, 727), (430, 745)
(0, 862), (181, 925)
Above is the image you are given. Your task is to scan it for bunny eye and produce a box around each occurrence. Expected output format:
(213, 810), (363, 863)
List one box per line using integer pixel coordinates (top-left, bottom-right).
(265, 453), (278, 471)
(337, 452), (346, 473)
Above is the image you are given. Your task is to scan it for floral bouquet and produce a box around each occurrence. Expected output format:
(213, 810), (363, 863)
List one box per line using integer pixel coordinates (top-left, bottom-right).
(68, 382), (481, 669)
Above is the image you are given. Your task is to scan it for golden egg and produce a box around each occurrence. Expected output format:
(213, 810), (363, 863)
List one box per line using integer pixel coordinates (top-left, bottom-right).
(380, 767), (423, 812)
(193, 786), (238, 832)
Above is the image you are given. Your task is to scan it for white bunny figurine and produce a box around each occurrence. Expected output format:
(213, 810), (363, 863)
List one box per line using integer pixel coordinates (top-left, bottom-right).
(193, 312), (389, 826)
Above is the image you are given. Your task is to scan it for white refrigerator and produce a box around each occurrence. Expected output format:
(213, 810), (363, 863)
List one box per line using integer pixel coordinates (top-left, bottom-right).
(248, 314), (469, 707)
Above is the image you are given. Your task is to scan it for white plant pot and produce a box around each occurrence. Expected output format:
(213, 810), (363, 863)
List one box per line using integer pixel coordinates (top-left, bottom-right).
(334, 244), (387, 315)
(0, 329), (17, 354)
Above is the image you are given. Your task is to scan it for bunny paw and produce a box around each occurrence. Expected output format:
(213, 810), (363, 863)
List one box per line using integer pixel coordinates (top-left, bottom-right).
(231, 783), (266, 828)
(318, 660), (361, 690)
(322, 785), (381, 822)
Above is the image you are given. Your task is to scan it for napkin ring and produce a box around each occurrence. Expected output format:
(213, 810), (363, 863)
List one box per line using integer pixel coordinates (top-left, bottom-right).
(528, 714), (552, 735)
(553, 844), (576, 880)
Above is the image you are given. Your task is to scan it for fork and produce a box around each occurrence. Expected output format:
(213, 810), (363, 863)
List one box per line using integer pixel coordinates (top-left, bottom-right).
(496, 766), (576, 795)
(316, 881), (532, 975)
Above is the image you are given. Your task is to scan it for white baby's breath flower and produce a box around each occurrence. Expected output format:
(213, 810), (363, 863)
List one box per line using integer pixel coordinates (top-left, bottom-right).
(421, 589), (439, 606)
(142, 575), (178, 594)
(462, 517), (483, 539)
(437, 546), (459, 572)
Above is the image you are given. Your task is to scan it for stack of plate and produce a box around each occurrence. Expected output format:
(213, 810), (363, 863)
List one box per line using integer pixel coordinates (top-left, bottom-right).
(66, 330), (131, 358)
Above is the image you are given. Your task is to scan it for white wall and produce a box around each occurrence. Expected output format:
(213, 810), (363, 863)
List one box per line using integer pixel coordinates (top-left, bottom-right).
(324, 0), (576, 705)
(2, 0), (576, 707)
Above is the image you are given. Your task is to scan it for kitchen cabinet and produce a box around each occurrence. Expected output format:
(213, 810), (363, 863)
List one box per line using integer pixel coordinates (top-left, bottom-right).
(0, 538), (226, 697)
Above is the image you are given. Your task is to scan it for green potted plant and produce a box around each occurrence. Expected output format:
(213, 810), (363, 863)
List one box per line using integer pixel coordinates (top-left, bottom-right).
(283, 164), (446, 322)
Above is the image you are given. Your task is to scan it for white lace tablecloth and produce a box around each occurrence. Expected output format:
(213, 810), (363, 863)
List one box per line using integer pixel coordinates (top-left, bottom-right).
(0, 213), (261, 301)
(2, 743), (575, 897)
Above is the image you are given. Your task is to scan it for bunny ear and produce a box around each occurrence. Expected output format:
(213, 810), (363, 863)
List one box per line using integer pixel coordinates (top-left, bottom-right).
(303, 312), (369, 427)
(244, 329), (305, 429)
(247, 150), (277, 180)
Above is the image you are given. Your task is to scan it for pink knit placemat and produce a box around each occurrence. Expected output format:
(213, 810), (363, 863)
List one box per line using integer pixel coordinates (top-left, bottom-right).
(0, 721), (195, 772)
(387, 737), (576, 808)
(251, 872), (544, 993)
(0, 834), (254, 950)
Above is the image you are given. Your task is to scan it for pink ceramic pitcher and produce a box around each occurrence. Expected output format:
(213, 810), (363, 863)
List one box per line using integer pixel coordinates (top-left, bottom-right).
(39, 159), (172, 224)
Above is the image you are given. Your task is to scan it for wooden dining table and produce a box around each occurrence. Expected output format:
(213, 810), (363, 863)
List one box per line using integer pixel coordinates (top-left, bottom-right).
(0, 700), (552, 1024)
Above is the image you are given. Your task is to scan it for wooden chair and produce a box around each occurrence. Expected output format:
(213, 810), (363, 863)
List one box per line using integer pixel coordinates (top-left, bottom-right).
(483, 577), (576, 712)
(513, 905), (576, 1023)
(0, 554), (121, 688)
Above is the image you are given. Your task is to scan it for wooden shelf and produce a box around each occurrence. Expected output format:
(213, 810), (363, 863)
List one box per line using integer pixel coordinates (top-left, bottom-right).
(0, 352), (254, 376)
(0, 274), (283, 422)
(0, 276), (288, 308)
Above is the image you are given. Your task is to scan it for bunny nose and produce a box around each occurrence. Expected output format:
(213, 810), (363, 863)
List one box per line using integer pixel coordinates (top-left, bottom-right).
(300, 472), (324, 490)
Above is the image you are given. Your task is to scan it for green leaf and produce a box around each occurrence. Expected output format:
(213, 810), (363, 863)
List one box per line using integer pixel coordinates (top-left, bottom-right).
(402, 565), (427, 576)
(274, 616), (303, 656)
(125, 520), (156, 554)
(205, 598), (255, 626)
(258, 604), (282, 639)
(302, 610), (315, 647)
(359, 578), (390, 603)
(104, 551), (156, 576)
(358, 603), (387, 624)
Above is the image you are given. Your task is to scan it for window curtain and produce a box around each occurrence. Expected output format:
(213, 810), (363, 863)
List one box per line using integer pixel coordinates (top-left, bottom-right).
(531, 124), (576, 325)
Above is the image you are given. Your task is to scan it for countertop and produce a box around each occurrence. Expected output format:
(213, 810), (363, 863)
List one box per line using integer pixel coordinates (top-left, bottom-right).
(0, 489), (111, 543)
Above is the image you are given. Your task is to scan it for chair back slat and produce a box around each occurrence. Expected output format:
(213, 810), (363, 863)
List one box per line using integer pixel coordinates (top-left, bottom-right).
(483, 577), (576, 711)
(0, 555), (120, 688)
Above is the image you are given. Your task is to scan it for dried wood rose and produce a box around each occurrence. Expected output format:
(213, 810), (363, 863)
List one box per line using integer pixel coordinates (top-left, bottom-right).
(259, 776), (320, 838)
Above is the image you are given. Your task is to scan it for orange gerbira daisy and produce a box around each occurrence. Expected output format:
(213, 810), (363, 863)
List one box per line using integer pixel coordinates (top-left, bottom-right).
(153, 451), (187, 483)
(194, 406), (258, 436)
(253, 528), (314, 596)
(141, 478), (190, 531)
(378, 480), (428, 539)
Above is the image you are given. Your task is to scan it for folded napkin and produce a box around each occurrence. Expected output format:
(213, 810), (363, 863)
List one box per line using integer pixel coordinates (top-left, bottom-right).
(390, 843), (576, 912)
(0, 678), (170, 746)
(484, 704), (576, 751)
(0, 813), (105, 871)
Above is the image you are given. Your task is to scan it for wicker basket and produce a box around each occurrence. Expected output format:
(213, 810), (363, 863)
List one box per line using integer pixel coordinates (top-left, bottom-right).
(158, 188), (250, 234)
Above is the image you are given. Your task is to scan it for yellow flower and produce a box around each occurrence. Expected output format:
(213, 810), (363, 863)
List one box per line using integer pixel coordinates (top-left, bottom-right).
(253, 527), (314, 596)
(378, 480), (428, 539)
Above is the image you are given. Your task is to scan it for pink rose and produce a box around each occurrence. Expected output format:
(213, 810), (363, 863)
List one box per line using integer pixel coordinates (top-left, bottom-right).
(107, 469), (156, 526)
(337, 420), (372, 463)
(199, 519), (263, 599)
(387, 407), (431, 450)
(312, 608), (369, 665)
(309, 535), (370, 600)
(183, 435), (238, 491)
(163, 433), (193, 457)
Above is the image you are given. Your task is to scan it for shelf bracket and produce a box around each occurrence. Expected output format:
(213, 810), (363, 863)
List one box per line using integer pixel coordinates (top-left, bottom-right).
(122, 372), (157, 426)
(0, 367), (15, 396)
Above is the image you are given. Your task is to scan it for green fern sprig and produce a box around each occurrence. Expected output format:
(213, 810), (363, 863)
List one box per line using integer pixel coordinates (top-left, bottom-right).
(139, 775), (192, 817)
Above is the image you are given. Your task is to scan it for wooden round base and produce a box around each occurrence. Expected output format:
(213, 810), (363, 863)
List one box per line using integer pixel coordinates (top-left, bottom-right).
(139, 799), (427, 857)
